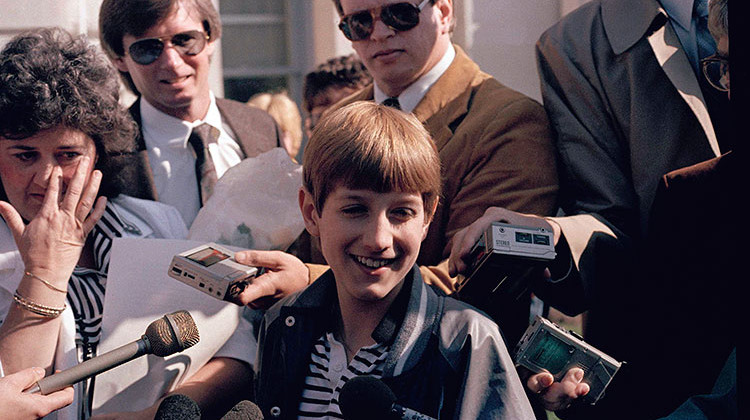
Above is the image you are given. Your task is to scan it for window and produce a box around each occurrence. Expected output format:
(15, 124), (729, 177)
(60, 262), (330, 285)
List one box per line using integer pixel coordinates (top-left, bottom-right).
(219, 0), (312, 105)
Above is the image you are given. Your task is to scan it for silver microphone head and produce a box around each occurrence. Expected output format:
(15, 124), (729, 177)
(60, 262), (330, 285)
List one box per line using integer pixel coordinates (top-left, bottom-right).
(144, 310), (200, 357)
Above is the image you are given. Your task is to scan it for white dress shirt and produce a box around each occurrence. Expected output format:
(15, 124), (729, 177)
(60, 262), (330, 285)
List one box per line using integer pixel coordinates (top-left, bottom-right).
(140, 93), (243, 227)
(373, 44), (456, 113)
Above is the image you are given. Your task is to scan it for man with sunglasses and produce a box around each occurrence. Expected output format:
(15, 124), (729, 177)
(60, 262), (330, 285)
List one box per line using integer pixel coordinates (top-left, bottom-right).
(99, 0), (281, 228)
(96, 0), (276, 417)
(326, 0), (557, 344)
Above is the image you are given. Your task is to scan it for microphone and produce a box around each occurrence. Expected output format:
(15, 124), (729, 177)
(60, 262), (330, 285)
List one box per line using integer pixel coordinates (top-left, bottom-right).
(25, 310), (200, 395)
(339, 376), (436, 420)
(155, 394), (201, 420)
(221, 400), (264, 419)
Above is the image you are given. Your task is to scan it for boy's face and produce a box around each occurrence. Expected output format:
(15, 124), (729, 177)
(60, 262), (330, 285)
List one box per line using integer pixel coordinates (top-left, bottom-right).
(300, 185), (431, 304)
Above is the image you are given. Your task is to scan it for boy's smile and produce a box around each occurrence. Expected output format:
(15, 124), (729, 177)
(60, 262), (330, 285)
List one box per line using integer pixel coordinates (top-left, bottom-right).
(301, 186), (430, 304)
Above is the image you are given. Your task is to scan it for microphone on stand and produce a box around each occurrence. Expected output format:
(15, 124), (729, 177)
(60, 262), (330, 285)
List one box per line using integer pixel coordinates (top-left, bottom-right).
(25, 310), (200, 395)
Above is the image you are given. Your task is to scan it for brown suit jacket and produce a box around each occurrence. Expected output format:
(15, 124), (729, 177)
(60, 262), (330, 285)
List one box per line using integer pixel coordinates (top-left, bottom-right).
(122, 97), (281, 200)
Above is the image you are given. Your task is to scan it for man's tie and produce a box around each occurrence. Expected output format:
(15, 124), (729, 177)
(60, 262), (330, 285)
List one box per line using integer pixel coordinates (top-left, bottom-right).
(382, 96), (401, 110)
(187, 123), (220, 205)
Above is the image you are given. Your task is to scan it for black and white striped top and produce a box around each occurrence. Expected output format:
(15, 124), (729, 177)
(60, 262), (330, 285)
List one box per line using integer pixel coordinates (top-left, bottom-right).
(66, 203), (128, 362)
(298, 332), (390, 419)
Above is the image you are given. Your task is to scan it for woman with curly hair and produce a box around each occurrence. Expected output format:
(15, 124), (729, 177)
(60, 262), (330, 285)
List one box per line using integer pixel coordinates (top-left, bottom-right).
(0, 28), (253, 419)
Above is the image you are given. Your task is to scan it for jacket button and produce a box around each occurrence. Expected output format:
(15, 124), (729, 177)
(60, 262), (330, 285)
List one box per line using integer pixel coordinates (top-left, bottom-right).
(285, 316), (295, 327)
(270, 406), (282, 417)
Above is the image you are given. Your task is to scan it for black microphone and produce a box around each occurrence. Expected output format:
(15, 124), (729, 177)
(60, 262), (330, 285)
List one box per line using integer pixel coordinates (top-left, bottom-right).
(221, 400), (264, 420)
(154, 394), (201, 420)
(25, 310), (200, 395)
(339, 376), (437, 420)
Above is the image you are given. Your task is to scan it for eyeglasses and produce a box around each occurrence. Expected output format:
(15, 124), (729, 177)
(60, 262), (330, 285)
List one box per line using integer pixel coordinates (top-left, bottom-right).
(701, 54), (730, 92)
(338, 0), (431, 41)
(127, 30), (209, 65)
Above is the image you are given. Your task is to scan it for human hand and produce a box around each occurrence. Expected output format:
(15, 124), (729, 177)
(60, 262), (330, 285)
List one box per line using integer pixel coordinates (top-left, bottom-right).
(525, 367), (590, 411)
(0, 156), (106, 287)
(231, 250), (309, 309)
(0, 367), (74, 420)
(448, 207), (557, 277)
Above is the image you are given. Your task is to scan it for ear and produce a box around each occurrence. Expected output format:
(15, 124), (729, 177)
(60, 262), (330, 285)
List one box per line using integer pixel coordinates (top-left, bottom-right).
(112, 56), (130, 73)
(421, 199), (438, 241)
(436, 0), (454, 32)
(205, 38), (216, 58)
(299, 187), (321, 237)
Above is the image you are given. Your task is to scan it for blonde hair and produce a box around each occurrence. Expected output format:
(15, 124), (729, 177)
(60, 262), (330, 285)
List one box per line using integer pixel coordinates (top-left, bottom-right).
(247, 91), (303, 158)
(303, 101), (441, 219)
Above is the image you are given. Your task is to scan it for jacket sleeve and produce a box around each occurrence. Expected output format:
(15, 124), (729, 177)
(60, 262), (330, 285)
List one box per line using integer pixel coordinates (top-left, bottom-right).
(440, 303), (535, 419)
(533, 28), (639, 311)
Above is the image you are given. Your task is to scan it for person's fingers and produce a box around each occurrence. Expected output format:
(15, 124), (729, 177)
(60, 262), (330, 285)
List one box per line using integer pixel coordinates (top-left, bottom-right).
(526, 371), (554, 394)
(448, 207), (514, 276)
(41, 166), (64, 212)
(39, 386), (75, 410)
(82, 195), (107, 235)
(234, 249), (284, 270)
(76, 168), (102, 222)
(5, 367), (46, 390)
(61, 156), (90, 213)
(0, 201), (26, 245)
(234, 272), (279, 307)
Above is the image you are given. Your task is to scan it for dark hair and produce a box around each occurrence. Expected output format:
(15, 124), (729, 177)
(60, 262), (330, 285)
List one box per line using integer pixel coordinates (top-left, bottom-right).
(302, 54), (372, 113)
(99, 0), (221, 93)
(0, 27), (138, 200)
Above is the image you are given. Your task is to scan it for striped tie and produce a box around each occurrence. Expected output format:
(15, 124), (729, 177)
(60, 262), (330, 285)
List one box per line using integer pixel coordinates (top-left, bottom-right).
(187, 123), (220, 205)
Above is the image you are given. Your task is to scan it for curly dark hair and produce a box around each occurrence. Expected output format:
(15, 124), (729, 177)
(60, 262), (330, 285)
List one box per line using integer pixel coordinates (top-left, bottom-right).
(0, 27), (138, 200)
(302, 54), (372, 113)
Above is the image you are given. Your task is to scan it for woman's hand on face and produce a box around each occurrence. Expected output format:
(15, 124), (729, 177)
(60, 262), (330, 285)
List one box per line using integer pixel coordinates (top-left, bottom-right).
(0, 156), (107, 285)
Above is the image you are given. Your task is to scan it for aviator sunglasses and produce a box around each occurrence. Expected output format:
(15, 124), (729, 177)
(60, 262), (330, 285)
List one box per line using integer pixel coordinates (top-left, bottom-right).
(338, 0), (432, 41)
(127, 30), (209, 65)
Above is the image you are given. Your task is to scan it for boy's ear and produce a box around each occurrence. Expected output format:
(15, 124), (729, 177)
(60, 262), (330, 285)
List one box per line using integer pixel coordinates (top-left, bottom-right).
(422, 199), (438, 241)
(299, 187), (321, 237)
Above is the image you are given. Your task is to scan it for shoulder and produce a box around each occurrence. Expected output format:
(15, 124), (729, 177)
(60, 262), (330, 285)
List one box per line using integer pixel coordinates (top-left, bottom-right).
(216, 97), (276, 124)
(538, 0), (604, 47)
(110, 195), (188, 239)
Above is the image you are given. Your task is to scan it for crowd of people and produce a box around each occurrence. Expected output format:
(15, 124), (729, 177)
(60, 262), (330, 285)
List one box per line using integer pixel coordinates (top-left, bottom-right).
(0, 0), (736, 419)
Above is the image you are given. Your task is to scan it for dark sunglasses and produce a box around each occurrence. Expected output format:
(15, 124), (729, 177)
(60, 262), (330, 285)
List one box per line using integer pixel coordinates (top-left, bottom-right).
(127, 30), (209, 65)
(338, 0), (431, 41)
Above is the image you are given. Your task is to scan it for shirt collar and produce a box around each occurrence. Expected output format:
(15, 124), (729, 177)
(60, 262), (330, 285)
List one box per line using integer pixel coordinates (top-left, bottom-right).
(139, 92), (223, 149)
(659, 0), (695, 31)
(374, 44), (456, 113)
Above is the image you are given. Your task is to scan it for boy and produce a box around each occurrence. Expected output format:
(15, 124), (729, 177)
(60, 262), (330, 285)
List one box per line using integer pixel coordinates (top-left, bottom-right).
(254, 102), (534, 419)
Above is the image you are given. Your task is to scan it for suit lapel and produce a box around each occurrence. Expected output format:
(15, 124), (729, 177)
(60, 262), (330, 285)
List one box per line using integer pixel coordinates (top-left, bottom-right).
(603, 0), (720, 157)
(128, 98), (159, 200)
(647, 21), (720, 157)
(413, 45), (482, 151)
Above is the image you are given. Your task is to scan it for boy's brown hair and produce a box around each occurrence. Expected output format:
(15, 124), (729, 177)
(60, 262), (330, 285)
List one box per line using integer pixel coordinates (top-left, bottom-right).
(302, 101), (441, 219)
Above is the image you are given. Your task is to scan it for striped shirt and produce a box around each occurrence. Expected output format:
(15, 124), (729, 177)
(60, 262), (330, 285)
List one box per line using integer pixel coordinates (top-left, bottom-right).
(298, 332), (390, 419)
(67, 202), (132, 362)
